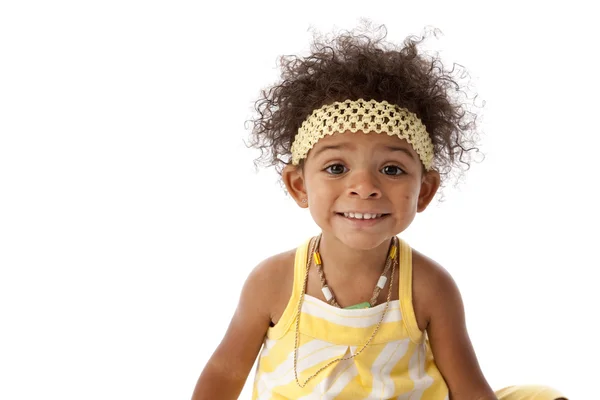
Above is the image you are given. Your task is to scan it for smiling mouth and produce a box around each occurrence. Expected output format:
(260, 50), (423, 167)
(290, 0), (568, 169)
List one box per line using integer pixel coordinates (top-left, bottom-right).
(336, 212), (390, 220)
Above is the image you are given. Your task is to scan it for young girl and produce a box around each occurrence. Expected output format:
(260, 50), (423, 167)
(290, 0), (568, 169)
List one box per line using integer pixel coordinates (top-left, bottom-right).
(191, 25), (567, 400)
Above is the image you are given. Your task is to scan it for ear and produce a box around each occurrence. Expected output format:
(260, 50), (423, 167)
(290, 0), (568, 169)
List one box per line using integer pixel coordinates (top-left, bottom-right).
(282, 163), (309, 208)
(417, 169), (441, 212)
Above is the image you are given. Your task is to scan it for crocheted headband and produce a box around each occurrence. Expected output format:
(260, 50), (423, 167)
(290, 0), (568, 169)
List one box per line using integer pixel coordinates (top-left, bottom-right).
(290, 98), (434, 170)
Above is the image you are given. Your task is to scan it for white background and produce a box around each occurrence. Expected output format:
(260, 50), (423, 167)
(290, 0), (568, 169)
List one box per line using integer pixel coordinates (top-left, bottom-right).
(1, 1), (598, 399)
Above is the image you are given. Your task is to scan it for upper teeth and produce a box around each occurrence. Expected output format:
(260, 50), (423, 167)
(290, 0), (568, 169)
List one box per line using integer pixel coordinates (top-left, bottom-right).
(343, 212), (384, 219)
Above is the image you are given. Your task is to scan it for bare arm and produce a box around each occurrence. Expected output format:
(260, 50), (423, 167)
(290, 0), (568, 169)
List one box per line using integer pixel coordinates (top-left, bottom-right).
(416, 254), (497, 400)
(191, 258), (276, 400)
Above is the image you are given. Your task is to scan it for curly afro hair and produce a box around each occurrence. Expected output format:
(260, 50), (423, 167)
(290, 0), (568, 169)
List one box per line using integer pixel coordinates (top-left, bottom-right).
(245, 22), (483, 193)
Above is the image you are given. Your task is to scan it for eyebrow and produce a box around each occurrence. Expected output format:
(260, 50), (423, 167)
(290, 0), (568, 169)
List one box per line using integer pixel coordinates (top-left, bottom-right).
(312, 143), (416, 161)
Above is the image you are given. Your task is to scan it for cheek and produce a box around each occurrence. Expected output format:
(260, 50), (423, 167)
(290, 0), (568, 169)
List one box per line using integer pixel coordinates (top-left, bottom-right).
(393, 188), (420, 215)
(394, 182), (419, 202)
(307, 187), (329, 208)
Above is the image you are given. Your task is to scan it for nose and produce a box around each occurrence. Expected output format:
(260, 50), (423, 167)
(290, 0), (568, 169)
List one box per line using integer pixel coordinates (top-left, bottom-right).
(346, 169), (382, 199)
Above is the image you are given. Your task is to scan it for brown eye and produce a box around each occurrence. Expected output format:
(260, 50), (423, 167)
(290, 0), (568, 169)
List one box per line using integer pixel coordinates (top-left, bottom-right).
(324, 164), (347, 175)
(382, 165), (404, 176)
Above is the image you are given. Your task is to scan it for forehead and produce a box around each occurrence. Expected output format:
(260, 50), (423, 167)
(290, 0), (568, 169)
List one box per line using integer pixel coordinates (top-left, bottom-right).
(309, 129), (418, 156)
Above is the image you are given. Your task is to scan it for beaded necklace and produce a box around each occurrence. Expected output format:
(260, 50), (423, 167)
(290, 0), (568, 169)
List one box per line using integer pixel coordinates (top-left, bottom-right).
(312, 233), (397, 309)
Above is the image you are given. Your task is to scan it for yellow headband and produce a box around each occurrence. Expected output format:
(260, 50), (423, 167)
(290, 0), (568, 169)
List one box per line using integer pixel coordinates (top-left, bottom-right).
(290, 98), (434, 170)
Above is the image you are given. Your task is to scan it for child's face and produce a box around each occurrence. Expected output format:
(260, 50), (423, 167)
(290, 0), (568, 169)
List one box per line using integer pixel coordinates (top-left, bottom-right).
(285, 130), (439, 249)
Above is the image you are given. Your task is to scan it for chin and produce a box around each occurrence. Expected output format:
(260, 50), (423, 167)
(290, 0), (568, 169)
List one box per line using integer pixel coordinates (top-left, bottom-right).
(333, 231), (394, 250)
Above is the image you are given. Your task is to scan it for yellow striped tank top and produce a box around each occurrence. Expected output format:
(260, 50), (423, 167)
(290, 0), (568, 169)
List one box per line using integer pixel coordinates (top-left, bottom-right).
(252, 236), (449, 399)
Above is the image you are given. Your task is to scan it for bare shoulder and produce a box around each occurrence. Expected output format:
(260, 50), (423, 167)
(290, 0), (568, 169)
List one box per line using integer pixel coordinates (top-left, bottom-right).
(245, 249), (292, 294)
(246, 246), (296, 326)
(192, 245), (297, 396)
(410, 249), (495, 396)
(411, 248), (458, 332)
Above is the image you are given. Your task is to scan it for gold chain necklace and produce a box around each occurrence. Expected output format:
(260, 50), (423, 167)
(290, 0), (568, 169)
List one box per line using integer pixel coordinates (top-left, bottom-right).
(293, 234), (398, 388)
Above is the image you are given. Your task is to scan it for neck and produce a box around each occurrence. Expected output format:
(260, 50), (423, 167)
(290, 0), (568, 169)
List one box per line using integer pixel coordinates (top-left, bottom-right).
(316, 233), (394, 277)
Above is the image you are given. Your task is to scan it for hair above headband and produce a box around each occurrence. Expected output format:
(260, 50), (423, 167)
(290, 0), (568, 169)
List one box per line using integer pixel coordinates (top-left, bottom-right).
(290, 98), (434, 170)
